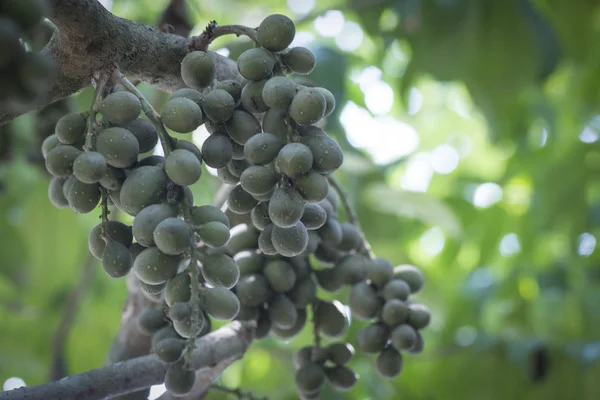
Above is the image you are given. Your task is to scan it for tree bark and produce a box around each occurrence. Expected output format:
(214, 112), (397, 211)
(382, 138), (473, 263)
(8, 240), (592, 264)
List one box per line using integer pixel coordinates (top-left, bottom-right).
(0, 0), (240, 125)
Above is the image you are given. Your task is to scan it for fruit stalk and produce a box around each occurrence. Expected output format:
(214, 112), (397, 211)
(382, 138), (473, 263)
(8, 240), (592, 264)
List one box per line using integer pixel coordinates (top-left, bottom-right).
(84, 71), (110, 152)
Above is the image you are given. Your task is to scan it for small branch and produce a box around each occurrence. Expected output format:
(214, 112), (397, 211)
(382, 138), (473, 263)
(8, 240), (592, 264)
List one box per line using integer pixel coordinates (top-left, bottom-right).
(49, 252), (98, 381)
(209, 384), (267, 400)
(327, 176), (375, 259)
(1, 322), (255, 400)
(189, 23), (258, 51)
(84, 72), (110, 151)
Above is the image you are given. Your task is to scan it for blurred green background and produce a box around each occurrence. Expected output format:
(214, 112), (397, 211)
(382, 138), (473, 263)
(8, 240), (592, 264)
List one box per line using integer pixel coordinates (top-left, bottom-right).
(2, 0), (600, 398)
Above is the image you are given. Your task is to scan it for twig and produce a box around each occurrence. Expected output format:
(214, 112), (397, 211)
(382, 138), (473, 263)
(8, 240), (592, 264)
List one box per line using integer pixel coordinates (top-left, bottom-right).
(210, 384), (267, 400)
(116, 71), (173, 155)
(49, 252), (99, 381)
(84, 72), (110, 151)
(327, 176), (375, 259)
(185, 250), (202, 364)
(310, 301), (322, 362)
(189, 22), (258, 51)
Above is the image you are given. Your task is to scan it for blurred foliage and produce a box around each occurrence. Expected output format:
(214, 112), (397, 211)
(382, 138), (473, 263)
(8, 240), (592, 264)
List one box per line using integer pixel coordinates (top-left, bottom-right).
(2, 0), (600, 399)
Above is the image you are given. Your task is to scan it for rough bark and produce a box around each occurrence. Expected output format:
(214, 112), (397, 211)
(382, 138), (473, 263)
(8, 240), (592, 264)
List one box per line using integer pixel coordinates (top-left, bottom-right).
(0, 0), (239, 125)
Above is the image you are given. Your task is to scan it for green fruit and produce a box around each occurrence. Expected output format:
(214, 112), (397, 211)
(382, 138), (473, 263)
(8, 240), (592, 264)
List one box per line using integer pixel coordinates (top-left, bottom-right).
(123, 118), (159, 153)
(181, 51), (215, 90)
(301, 203), (327, 230)
(48, 177), (69, 208)
(235, 274), (272, 307)
(391, 324), (418, 351)
(258, 224), (278, 255)
(268, 186), (305, 228)
(337, 223), (361, 251)
(314, 267), (343, 293)
(88, 221), (133, 260)
(287, 277), (317, 308)
(268, 294), (298, 329)
(272, 221), (309, 257)
(327, 343), (354, 366)
(227, 184), (258, 214)
(382, 299), (409, 327)
(272, 308), (306, 339)
(201, 133), (233, 168)
(393, 265), (424, 294)
(289, 88), (326, 125)
(294, 172), (328, 203)
(200, 286), (240, 320)
(407, 332), (424, 354)
(254, 307), (271, 339)
(96, 127), (139, 168)
(173, 313), (200, 337)
(167, 298), (191, 321)
(153, 218), (192, 255)
(136, 155), (164, 167)
(151, 326), (181, 353)
(162, 98), (203, 133)
(237, 48), (275, 81)
(197, 221), (230, 248)
(99, 165), (126, 191)
(325, 366), (357, 391)
(169, 88), (203, 107)
(300, 134), (343, 174)
(164, 149), (202, 186)
(334, 254), (367, 285)
(129, 243), (146, 260)
(240, 79), (269, 113)
(356, 323), (389, 354)
(315, 300), (348, 338)
(231, 140), (245, 160)
(264, 259), (296, 293)
(240, 165), (279, 195)
(295, 363), (325, 395)
(42, 134), (60, 158)
(252, 190), (274, 202)
(45, 144), (81, 176)
(318, 219), (342, 246)
(408, 303), (431, 330)
(155, 338), (186, 363)
(132, 204), (178, 247)
(294, 346), (327, 369)
(165, 272), (191, 307)
(257, 14), (295, 52)
(244, 132), (286, 165)
(201, 253), (239, 289)
(191, 205), (229, 227)
(276, 143), (313, 178)
(120, 166), (168, 215)
(382, 279), (410, 301)
(282, 47), (316, 74)
(55, 112), (86, 144)
(224, 110), (261, 145)
(100, 91), (141, 124)
(174, 139), (202, 162)
(314, 242), (343, 265)
(215, 80), (242, 103)
(227, 158), (249, 177)
(217, 167), (239, 184)
(72, 151), (107, 184)
(102, 240), (133, 278)
(314, 87), (335, 117)
(376, 347), (403, 378)
(262, 76), (297, 109)
(366, 257), (394, 287)
(225, 224), (260, 254)
(139, 280), (166, 295)
(137, 308), (167, 335)
(251, 201), (272, 231)
(133, 246), (181, 285)
(202, 88), (235, 122)
(165, 361), (196, 396)
(234, 251), (265, 276)
(262, 108), (290, 140)
(349, 281), (383, 320)
(67, 180), (101, 213)
(319, 198), (337, 219)
(236, 306), (259, 321)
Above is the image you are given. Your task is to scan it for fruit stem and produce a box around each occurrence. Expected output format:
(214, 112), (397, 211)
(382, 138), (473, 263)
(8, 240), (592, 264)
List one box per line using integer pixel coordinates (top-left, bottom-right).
(310, 301), (322, 359)
(184, 248), (203, 365)
(327, 176), (375, 259)
(115, 71), (173, 155)
(99, 187), (110, 236)
(189, 23), (259, 51)
(84, 72), (109, 152)
(210, 383), (268, 400)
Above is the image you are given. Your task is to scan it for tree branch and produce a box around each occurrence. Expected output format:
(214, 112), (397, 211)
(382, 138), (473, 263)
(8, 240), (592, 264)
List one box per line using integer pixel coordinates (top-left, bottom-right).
(0, 0), (240, 125)
(1, 322), (254, 400)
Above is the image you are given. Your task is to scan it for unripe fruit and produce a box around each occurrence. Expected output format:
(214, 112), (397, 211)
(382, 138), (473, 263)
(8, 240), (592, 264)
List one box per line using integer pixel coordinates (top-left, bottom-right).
(382, 279), (411, 301)
(356, 323), (389, 354)
(88, 221), (133, 260)
(191, 205), (230, 227)
(132, 204), (178, 247)
(294, 172), (329, 203)
(48, 177), (69, 208)
(366, 257), (394, 286)
(244, 133), (286, 165)
(407, 303), (431, 329)
(264, 259), (296, 293)
(155, 338), (186, 363)
(268, 294), (298, 329)
(165, 149), (202, 186)
(42, 134), (60, 158)
(300, 203), (327, 230)
(349, 281), (383, 320)
(235, 274), (272, 307)
(237, 48), (276, 81)
(327, 342), (355, 366)
(390, 324), (418, 351)
(276, 142), (313, 178)
(197, 221), (230, 248)
(202, 88), (235, 122)
(240, 79), (269, 113)
(315, 300), (348, 338)
(257, 14), (296, 52)
(295, 363), (325, 395)
(225, 110), (261, 145)
(45, 144), (81, 177)
(282, 47), (316, 74)
(123, 118), (159, 153)
(102, 240), (133, 278)
(100, 92), (142, 124)
(268, 186), (305, 228)
(67, 180), (101, 214)
(227, 184), (259, 214)
(153, 218), (192, 255)
(325, 366), (357, 391)
(250, 201), (272, 231)
(314, 87), (336, 117)
(381, 299), (409, 326)
(133, 246), (181, 285)
(393, 264), (425, 294)
(55, 112), (86, 144)
(272, 221), (309, 257)
(181, 51), (215, 89)
(120, 166), (168, 215)
(215, 80), (242, 103)
(240, 165), (279, 196)
(165, 361), (196, 396)
(200, 286), (240, 320)
(73, 151), (107, 184)
(376, 347), (403, 378)
(96, 127), (140, 168)
(289, 88), (326, 125)
(169, 88), (203, 107)
(161, 98), (203, 133)
(201, 253), (239, 289)
(300, 133), (344, 174)
(137, 308), (167, 335)
(262, 76), (297, 109)
(201, 133), (233, 168)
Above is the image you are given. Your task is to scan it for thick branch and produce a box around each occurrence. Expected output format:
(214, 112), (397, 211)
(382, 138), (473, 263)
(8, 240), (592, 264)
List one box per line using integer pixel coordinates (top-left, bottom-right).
(0, 0), (240, 125)
(1, 322), (254, 400)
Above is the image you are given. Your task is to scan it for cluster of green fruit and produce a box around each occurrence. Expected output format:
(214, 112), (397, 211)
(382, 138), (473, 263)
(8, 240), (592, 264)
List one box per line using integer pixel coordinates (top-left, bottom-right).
(0, 0), (55, 113)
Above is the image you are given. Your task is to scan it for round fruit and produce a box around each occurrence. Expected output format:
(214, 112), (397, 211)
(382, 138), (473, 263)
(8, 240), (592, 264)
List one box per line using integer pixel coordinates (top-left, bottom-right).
(327, 343), (355, 366)
(235, 274), (272, 307)
(240, 165), (279, 196)
(227, 184), (258, 215)
(45, 144), (81, 177)
(99, 165), (126, 191)
(96, 127), (139, 168)
(315, 301), (348, 338)
(393, 264), (425, 294)
(165, 272), (192, 307)
(282, 47), (316, 74)
(200, 286), (240, 320)
(227, 158), (249, 178)
(287, 277), (317, 308)
(48, 177), (69, 208)
(153, 218), (191, 255)
(133, 246), (181, 285)
(100, 92), (141, 124)
(382, 299), (409, 326)
(240, 79), (269, 113)
(191, 205), (229, 227)
(165, 361), (196, 396)
(139, 280), (166, 296)
(88, 221), (133, 260)
(276, 143), (313, 178)
(55, 112), (86, 144)
(257, 14), (295, 52)
(262, 108), (290, 140)
(168, 302), (191, 322)
(215, 80), (242, 103)
(317, 219), (343, 246)
(164, 149), (202, 186)
(201, 133), (233, 168)
(237, 48), (275, 81)
(224, 110), (261, 145)
(42, 134), (60, 158)
(264, 259), (296, 293)
(294, 172), (328, 203)
(272, 308), (306, 340)
(407, 332), (424, 354)
(244, 133), (286, 165)
(181, 51), (215, 89)
(407, 303), (431, 329)
(162, 98), (203, 133)
(258, 224), (278, 255)
(202, 88), (235, 122)
(251, 201), (272, 231)
(123, 118), (159, 153)
(201, 253), (239, 289)
(289, 88), (326, 125)
(155, 338), (185, 363)
(132, 204), (177, 247)
(262, 76), (297, 109)
(314, 87), (335, 117)
(356, 323), (389, 354)
(314, 267), (343, 293)
(366, 257), (394, 286)
(336, 223), (361, 252)
(73, 151), (107, 184)
(272, 221), (309, 257)
(169, 88), (203, 107)
(174, 139), (202, 162)
(382, 279), (411, 301)
(137, 308), (167, 335)
(295, 363), (325, 395)
(197, 221), (230, 248)
(102, 240), (133, 278)
(300, 134), (343, 174)
(376, 347), (403, 378)
(334, 254), (367, 285)
(324, 366), (357, 391)
(268, 294), (298, 329)
(234, 251), (264, 276)
(268, 187), (305, 228)
(349, 281), (383, 320)
(300, 203), (327, 230)
(67, 180), (101, 214)
(391, 324), (418, 351)
(120, 166), (168, 215)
